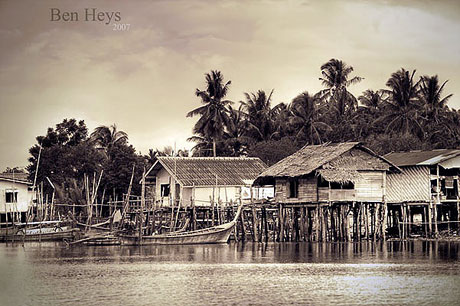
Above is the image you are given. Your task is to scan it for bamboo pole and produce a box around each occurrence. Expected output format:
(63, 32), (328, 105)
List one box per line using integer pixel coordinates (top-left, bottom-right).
(118, 165), (135, 229)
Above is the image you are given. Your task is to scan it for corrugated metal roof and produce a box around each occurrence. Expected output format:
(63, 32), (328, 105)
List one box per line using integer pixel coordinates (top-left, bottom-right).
(0, 173), (31, 185)
(386, 166), (430, 203)
(150, 157), (267, 187)
(257, 142), (396, 179)
(385, 149), (460, 167)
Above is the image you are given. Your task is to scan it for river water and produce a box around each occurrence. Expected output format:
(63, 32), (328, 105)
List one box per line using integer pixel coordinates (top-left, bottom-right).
(0, 241), (459, 305)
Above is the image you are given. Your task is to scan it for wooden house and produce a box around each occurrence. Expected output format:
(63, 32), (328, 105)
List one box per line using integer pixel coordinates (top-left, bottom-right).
(0, 172), (34, 224)
(385, 149), (460, 236)
(143, 157), (268, 207)
(255, 142), (398, 204)
(253, 142), (399, 242)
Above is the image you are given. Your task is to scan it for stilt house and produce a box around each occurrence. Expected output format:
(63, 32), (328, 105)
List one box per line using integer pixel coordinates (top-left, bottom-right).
(0, 172), (34, 223)
(253, 142), (399, 242)
(143, 157), (268, 207)
(385, 149), (460, 236)
(255, 142), (399, 204)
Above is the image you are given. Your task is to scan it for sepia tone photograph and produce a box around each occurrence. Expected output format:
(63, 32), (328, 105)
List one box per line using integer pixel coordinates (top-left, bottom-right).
(0, 0), (459, 305)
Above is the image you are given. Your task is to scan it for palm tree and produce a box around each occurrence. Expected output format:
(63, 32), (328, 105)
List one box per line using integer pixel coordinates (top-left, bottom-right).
(358, 89), (387, 112)
(241, 89), (275, 142)
(290, 92), (331, 144)
(187, 135), (214, 157)
(419, 75), (452, 124)
(90, 124), (128, 151)
(355, 90), (387, 139)
(187, 70), (232, 157)
(318, 59), (362, 97)
(418, 75), (454, 146)
(223, 104), (249, 156)
(318, 59), (362, 124)
(379, 68), (423, 136)
(270, 102), (292, 140)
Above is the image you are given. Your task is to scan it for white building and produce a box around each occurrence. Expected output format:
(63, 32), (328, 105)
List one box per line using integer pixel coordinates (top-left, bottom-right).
(0, 173), (34, 223)
(143, 157), (271, 207)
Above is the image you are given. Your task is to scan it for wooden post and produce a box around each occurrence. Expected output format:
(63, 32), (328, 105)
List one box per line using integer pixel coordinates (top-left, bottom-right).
(300, 207), (305, 241)
(364, 203), (369, 240)
(252, 205), (258, 242)
(263, 206), (269, 242)
(279, 204), (284, 242)
(240, 206), (246, 241)
(382, 201), (387, 241)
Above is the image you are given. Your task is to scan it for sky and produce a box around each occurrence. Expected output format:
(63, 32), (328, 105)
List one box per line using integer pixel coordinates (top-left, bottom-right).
(0, 0), (459, 171)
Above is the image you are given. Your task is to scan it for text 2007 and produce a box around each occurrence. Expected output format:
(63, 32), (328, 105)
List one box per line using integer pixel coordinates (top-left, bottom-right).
(113, 23), (130, 31)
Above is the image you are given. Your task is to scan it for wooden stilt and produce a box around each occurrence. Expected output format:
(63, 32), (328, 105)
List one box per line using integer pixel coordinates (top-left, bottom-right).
(240, 207), (246, 242)
(252, 205), (258, 242)
(279, 204), (284, 242)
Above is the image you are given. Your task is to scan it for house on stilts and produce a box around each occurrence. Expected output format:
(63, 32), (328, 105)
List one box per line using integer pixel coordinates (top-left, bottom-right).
(143, 156), (269, 208)
(385, 149), (460, 238)
(254, 142), (400, 242)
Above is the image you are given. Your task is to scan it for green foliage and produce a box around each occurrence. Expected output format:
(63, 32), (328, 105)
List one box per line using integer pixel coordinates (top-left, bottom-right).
(247, 137), (301, 166)
(27, 120), (147, 208)
(187, 62), (458, 159)
(187, 70), (233, 157)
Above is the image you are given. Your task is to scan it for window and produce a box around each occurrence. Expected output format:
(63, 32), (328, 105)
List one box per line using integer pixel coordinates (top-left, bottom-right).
(161, 184), (170, 197)
(330, 181), (354, 190)
(6, 190), (18, 203)
(317, 176), (329, 187)
(288, 178), (299, 198)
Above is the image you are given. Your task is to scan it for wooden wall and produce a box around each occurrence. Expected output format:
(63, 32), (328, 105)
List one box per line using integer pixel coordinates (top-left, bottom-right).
(274, 170), (385, 203)
(355, 171), (384, 202)
(275, 177), (317, 203)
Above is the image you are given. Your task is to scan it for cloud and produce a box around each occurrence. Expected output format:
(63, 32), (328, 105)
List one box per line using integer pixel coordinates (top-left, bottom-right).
(0, 0), (459, 170)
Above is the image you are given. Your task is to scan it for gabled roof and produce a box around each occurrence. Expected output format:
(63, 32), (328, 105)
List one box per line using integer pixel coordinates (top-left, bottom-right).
(144, 157), (267, 187)
(385, 149), (460, 167)
(0, 173), (32, 185)
(257, 142), (399, 181)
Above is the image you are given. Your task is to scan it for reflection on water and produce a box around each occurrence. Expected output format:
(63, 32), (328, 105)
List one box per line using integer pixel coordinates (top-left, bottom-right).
(0, 241), (459, 305)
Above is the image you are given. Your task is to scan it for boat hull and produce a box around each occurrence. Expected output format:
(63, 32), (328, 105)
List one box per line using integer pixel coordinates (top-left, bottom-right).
(0, 228), (80, 242)
(120, 221), (235, 245)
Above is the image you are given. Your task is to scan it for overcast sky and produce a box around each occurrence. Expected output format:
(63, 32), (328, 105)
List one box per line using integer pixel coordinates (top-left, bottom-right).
(0, 0), (459, 171)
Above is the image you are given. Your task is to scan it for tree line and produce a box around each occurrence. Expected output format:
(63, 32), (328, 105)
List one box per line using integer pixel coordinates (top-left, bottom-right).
(188, 59), (457, 165)
(26, 58), (457, 206)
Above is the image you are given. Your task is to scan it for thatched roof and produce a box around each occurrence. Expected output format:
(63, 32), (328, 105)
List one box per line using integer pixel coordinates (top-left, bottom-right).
(317, 169), (362, 184)
(145, 157), (267, 187)
(256, 142), (399, 184)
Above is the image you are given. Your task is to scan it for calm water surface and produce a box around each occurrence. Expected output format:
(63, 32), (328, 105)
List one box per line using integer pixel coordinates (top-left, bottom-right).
(0, 241), (459, 305)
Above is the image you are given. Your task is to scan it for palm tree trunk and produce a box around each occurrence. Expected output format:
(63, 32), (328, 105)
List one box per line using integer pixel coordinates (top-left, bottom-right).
(213, 139), (216, 157)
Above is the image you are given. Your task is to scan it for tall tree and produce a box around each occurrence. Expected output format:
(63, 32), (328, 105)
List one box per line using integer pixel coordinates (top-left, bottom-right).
(223, 104), (249, 156)
(318, 59), (362, 142)
(90, 124), (128, 152)
(241, 89), (275, 142)
(290, 92), (330, 145)
(270, 102), (292, 140)
(380, 68), (423, 136)
(358, 89), (386, 112)
(27, 119), (104, 203)
(187, 70), (232, 157)
(318, 58), (362, 112)
(419, 75), (452, 124)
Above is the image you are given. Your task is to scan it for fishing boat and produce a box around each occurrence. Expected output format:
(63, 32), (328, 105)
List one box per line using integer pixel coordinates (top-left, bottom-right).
(119, 204), (243, 245)
(0, 221), (81, 242)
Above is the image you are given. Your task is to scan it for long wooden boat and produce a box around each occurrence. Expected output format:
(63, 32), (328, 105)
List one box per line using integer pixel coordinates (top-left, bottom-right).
(0, 221), (81, 242)
(120, 204), (243, 246)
